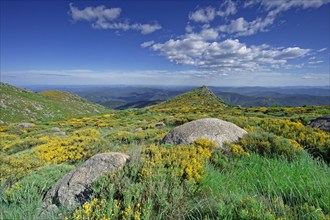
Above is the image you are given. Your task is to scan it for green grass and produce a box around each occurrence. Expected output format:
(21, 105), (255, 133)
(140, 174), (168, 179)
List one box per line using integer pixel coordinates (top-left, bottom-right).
(1, 84), (329, 219)
(196, 152), (330, 219)
(0, 83), (110, 123)
(0, 164), (75, 220)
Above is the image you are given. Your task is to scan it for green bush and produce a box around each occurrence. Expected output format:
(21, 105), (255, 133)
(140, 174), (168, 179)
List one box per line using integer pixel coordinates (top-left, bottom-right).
(239, 130), (303, 159)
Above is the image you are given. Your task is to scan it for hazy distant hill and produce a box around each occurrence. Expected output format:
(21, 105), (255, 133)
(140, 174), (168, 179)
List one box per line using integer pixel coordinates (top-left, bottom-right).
(0, 83), (109, 123)
(214, 91), (330, 107)
(23, 85), (330, 109)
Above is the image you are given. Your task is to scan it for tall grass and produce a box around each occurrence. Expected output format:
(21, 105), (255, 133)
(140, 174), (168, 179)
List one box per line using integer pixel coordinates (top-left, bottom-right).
(0, 164), (74, 220)
(192, 152), (330, 219)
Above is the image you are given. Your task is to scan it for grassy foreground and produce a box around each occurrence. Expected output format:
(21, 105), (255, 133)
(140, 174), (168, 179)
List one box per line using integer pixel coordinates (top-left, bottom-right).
(1, 86), (330, 219)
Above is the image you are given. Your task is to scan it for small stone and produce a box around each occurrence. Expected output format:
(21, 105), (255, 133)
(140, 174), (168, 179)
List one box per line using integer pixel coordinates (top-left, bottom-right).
(15, 123), (35, 129)
(53, 131), (66, 136)
(50, 127), (61, 132)
(154, 122), (166, 127)
(134, 128), (143, 132)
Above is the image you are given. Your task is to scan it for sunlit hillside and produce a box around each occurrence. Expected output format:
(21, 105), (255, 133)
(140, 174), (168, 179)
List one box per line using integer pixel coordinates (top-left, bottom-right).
(0, 83), (110, 123)
(0, 84), (330, 219)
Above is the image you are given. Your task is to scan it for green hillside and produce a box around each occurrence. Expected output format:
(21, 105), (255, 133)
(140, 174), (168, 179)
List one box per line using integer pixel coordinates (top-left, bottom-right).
(149, 86), (228, 113)
(0, 83), (110, 123)
(1, 84), (330, 219)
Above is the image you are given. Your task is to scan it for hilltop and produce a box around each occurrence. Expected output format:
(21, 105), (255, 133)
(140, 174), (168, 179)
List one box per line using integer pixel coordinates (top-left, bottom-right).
(149, 86), (228, 113)
(0, 83), (110, 123)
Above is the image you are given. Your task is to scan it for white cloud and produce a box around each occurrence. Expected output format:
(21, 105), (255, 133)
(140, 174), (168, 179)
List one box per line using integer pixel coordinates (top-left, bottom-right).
(139, 24), (162, 35)
(185, 24), (194, 32)
(189, 0), (237, 23)
(217, 0), (237, 17)
(69, 3), (161, 34)
(218, 16), (275, 36)
(215, 0), (330, 36)
(246, 0), (330, 13)
(189, 6), (216, 23)
(308, 60), (324, 64)
(318, 48), (327, 52)
(141, 41), (155, 48)
(144, 31), (310, 73)
(69, 3), (121, 22)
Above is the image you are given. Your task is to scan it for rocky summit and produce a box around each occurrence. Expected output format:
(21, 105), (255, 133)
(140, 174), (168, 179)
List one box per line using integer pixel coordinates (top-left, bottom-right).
(162, 118), (247, 148)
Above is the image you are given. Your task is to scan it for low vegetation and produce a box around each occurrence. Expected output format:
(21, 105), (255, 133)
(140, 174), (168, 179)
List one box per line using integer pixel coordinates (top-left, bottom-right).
(0, 85), (329, 219)
(0, 83), (109, 123)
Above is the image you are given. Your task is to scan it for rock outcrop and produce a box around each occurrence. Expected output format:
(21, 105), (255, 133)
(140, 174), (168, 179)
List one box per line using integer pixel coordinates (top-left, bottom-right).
(307, 115), (330, 132)
(15, 122), (35, 129)
(162, 118), (247, 148)
(40, 152), (130, 217)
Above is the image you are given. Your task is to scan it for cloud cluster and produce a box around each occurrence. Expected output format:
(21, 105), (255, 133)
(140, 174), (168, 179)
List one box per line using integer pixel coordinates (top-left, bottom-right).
(69, 3), (161, 34)
(143, 32), (310, 73)
(189, 0), (237, 23)
(142, 0), (327, 74)
(189, 0), (329, 36)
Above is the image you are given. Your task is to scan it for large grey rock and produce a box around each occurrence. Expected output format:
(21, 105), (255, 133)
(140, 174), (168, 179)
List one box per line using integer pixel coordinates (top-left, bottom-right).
(307, 115), (330, 132)
(162, 118), (247, 148)
(40, 153), (130, 217)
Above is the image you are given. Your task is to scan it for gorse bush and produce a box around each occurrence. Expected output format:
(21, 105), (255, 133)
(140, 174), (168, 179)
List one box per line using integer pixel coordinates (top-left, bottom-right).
(239, 130), (303, 159)
(259, 118), (330, 162)
(35, 128), (100, 164)
(140, 138), (215, 182)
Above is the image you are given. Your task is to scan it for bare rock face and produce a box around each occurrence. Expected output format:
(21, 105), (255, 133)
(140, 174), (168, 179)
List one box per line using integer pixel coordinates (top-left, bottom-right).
(40, 153), (130, 217)
(307, 115), (330, 132)
(162, 118), (247, 148)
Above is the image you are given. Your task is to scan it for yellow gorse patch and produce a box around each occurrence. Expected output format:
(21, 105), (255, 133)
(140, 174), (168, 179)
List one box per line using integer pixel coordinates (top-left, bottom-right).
(35, 128), (100, 164)
(140, 138), (216, 182)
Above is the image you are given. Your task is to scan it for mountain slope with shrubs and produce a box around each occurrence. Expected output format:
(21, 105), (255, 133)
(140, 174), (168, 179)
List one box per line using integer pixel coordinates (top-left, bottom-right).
(0, 84), (330, 219)
(0, 83), (110, 123)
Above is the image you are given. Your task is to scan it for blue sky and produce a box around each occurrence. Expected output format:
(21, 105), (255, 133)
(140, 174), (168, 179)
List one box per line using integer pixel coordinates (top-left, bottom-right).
(1, 0), (329, 86)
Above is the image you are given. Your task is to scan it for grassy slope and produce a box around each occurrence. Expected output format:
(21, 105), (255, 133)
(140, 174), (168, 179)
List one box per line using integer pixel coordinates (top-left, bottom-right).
(0, 83), (110, 123)
(0, 85), (329, 219)
(150, 86), (228, 112)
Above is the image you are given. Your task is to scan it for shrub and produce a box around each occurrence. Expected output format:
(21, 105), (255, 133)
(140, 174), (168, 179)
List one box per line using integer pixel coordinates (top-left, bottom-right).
(35, 128), (100, 164)
(239, 130), (303, 159)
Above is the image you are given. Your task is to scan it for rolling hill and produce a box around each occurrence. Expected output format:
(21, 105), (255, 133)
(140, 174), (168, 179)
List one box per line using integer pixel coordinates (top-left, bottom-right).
(0, 83), (110, 123)
(1, 84), (330, 219)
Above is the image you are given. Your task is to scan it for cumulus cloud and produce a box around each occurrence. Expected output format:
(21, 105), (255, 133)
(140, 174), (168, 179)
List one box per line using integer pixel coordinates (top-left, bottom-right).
(143, 31), (310, 73)
(189, 0), (237, 23)
(189, 6), (216, 23)
(218, 16), (275, 36)
(217, 0), (237, 17)
(69, 3), (161, 34)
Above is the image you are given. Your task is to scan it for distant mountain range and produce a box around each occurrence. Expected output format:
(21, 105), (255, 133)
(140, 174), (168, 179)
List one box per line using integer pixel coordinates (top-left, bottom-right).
(19, 84), (330, 109)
